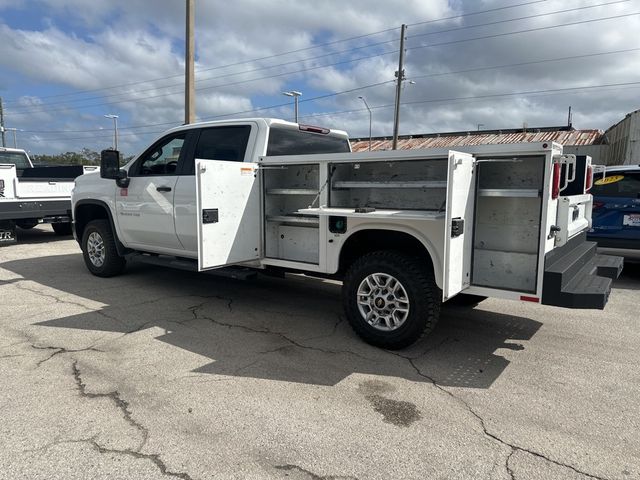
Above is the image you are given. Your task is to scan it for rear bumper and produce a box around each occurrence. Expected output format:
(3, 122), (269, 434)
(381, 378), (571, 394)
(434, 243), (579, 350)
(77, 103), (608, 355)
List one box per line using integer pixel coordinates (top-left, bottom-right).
(542, 232), (623, 309)
(0, 199), (71, 221)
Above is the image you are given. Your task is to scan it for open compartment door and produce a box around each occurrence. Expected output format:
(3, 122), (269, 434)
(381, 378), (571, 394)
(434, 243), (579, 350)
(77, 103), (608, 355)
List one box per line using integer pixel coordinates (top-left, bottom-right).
(196, 159), (261, 270)
(443, 151), (476, 300)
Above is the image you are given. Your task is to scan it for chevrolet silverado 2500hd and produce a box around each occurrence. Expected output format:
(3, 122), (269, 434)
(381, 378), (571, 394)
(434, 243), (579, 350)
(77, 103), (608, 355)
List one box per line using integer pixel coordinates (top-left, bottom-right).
(0, 147), (98, 244)
(71, 118), (623, 349)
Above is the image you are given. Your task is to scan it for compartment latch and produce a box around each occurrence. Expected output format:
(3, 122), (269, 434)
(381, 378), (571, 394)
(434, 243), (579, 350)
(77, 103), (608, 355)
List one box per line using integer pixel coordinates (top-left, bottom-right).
(202, 209), (219, 224)
(451, 217), (464, 237)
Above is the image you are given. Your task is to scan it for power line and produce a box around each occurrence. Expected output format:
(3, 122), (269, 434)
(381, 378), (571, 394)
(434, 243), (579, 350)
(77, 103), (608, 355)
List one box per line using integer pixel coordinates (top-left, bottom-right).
(407, 0), (629, 41)
(3, 0), (553, 106)
(18, 45), (640, 134)
(409, 11), (640, 53)
(30, 80), (640, 142)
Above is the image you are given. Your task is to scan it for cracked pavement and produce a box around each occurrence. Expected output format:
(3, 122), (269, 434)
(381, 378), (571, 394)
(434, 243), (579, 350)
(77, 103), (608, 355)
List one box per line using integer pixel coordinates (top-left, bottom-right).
(0, 226), (638, 480)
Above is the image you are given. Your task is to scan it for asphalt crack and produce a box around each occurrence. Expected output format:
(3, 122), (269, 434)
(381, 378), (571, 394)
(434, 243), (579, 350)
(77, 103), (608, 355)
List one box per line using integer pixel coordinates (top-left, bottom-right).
(71, 360), (149, 452)
(87, 440), (193, 480)
(388, 351), (610, 480)
(275, 464), (357, 480)
(35, 437), (193, 480)
(32, 344), (103, 366)
(188, 303), (366, 359)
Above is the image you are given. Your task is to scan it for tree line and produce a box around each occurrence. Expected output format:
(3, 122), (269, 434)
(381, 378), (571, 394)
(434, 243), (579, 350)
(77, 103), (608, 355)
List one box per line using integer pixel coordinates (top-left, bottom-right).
(31, 148), (134, 166)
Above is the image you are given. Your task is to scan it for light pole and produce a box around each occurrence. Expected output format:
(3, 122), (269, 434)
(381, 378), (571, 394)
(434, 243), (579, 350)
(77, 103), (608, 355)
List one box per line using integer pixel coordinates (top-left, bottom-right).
(282, 91), (302, 123)
(5, 128), (18, 147)
(358, 96), (372, 151)
(104, 114), (119, 150)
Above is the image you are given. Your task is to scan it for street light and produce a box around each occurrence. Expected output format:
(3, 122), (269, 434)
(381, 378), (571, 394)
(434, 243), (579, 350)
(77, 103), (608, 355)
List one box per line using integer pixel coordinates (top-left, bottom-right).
(282, 91), (302, 123)
(4, 127), (18, 147)
(104, 114), (119, 150)
(358, 96), (372, 151)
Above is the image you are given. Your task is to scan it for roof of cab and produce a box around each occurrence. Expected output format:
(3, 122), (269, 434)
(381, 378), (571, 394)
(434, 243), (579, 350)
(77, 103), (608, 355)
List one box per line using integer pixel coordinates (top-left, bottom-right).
(162, 117), (349, 138)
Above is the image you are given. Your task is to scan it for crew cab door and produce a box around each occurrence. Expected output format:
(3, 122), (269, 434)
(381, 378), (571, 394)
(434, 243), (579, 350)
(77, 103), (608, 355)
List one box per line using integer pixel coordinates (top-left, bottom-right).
(196, 159), (261, 270)
(443, 151), (476, 300)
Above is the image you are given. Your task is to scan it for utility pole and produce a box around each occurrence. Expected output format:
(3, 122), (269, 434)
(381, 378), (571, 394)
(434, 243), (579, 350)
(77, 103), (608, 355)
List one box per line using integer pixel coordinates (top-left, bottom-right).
(185, 0), (195, 124)
(392, 24), (407, 150)
(0, 97), (5, 147)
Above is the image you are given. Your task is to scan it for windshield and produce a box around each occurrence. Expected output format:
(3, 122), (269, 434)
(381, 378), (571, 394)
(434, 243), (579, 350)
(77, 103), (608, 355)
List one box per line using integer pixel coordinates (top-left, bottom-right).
(267, 127), (350, 156)
(0, 151), (30, 169)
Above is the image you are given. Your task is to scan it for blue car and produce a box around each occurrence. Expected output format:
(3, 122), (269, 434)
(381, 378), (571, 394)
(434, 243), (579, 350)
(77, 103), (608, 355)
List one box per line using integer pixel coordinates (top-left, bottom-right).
(588, 165), (640, 261)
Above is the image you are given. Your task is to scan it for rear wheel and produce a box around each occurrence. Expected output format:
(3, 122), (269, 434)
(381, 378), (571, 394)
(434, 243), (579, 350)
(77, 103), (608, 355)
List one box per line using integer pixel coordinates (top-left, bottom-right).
(81, 219), (126, 277)
(52, 222), (73, 236)
(342, 251), (441, 349)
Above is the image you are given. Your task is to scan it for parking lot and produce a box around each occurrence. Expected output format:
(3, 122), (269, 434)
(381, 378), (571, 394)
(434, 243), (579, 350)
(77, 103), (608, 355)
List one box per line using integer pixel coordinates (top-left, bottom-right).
(0, 226), (637, 480)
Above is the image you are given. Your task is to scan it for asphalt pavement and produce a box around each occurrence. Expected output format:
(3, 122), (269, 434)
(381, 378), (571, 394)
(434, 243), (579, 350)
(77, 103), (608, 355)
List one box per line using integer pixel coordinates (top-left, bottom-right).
(0, 225), (638, 480)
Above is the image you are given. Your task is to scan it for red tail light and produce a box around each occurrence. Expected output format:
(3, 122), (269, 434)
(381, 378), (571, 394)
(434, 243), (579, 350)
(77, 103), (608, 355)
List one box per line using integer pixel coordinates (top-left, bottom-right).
(585, 165), (593, 192)
(552, 162), (561, 199)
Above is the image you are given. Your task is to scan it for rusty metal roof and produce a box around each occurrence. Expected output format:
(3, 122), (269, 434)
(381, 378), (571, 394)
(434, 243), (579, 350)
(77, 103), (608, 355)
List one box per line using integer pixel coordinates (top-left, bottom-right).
(350, 126), (605, 152)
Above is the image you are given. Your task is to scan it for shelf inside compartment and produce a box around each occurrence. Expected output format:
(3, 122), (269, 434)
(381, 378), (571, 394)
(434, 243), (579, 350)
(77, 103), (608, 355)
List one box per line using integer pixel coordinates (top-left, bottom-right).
(266, 215), (319, 226)
(332, 180), (447, 189)
(266, 188), (318, 195)
(477, 188), (540, 198)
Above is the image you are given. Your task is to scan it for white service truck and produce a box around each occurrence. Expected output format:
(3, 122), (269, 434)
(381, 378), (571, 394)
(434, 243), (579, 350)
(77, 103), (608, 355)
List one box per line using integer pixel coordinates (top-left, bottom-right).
(0, 147), (98, 244)
(71, 118), (622, 349)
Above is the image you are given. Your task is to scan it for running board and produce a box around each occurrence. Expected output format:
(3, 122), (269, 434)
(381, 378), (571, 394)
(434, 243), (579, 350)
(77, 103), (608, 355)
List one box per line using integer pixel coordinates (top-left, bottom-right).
(126, 253), (258, 280)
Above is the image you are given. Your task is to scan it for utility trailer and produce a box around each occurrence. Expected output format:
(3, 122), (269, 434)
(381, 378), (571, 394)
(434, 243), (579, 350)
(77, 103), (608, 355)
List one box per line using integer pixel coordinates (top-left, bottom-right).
(0, 148), (98, 244)
(194, 142), (621, 347)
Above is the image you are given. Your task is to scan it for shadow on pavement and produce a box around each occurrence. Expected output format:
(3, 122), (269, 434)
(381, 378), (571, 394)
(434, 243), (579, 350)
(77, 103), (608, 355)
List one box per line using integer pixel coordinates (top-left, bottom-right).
(614, 262), (640, 290)
(2, 253), (542, 388)
(12, 225), (74, 245)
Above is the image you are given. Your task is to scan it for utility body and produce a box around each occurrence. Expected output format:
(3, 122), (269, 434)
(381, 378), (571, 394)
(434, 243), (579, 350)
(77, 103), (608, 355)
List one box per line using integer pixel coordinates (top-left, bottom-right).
(0, 147), (97, 244)
(72, 118), (622, 348)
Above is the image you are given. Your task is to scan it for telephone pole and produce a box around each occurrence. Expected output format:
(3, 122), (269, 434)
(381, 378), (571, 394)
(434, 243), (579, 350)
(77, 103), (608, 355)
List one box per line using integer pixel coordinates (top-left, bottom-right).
(392, 24), (407, 150)
(0, 97), (5, 147)
(185, 0), (195, 124)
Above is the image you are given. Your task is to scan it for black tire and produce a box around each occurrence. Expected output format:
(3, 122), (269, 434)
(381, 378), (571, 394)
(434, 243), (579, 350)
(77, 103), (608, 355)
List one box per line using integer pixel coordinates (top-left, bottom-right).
(81, 219), (126, 277)
(52, 222), (73, 236)
(342, 251), (441, 350)
(16, 219), (38, 229)
(445, 293), (487, 308)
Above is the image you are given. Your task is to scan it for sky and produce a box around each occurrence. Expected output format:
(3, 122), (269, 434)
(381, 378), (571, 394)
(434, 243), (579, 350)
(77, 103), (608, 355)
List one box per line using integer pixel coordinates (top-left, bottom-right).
(0, 0), (639, 156)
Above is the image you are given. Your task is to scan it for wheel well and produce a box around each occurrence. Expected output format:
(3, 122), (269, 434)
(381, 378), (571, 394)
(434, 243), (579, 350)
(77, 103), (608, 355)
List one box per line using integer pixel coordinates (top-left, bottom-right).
(74, 203), (110, 242)
(338, 229), (434, 276)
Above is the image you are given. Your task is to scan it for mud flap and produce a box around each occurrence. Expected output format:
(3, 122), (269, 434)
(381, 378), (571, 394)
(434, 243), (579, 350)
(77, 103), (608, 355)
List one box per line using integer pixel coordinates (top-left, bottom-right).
(0, 220), (17, 246)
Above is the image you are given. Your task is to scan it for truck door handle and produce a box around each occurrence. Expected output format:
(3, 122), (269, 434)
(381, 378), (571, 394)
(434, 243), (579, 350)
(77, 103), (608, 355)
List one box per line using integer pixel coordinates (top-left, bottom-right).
(156, 186), (172, 192)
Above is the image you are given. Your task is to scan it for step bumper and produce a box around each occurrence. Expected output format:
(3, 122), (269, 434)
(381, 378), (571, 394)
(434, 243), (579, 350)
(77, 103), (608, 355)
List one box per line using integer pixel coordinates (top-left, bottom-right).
(542, 234), (623, 310)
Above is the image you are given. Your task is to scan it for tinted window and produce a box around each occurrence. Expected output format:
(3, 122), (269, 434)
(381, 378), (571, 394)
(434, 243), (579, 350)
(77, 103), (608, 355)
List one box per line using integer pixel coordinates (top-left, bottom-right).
(267, 127), (350, 156)
(0, 151), (30, 169)
(591, 172), (640, 198)
(189, 126), (251, 174)
(136, 133), (186, 176)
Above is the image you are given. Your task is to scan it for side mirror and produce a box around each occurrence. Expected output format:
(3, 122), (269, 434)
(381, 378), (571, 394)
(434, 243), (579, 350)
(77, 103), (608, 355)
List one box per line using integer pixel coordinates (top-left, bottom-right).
(100, 149), (120, 179)
(100, 149), (130, 188)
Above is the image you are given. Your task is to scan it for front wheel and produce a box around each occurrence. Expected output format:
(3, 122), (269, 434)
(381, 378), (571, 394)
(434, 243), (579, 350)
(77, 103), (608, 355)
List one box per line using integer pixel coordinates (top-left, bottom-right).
(81, 219), (126, 277)
(342, 251), (441, 350)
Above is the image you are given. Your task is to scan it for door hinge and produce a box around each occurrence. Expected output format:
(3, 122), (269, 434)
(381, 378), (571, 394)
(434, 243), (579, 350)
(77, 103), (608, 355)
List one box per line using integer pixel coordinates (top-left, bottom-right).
(451, 217), (464, 237)
(202, 209), (219, 224)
